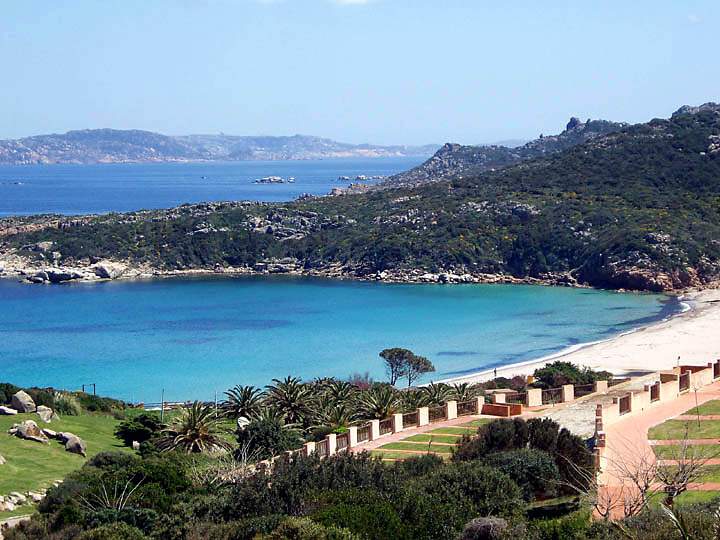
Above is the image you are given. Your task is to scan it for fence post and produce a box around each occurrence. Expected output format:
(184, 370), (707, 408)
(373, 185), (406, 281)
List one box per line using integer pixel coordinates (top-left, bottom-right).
(526, 388), (542, 407)
(492, 393), (506, 404)
(369, 419), (381, 440)
(348, 426), (358, 448)
(304, 441), (316, 456)
(326, 433), (337, 456)
(561, 384), (574, 403)
(418, 406), (430, 426)
(446, 400), (457, 420)
(392, 413), (404, 433)
(593, 380), (608, 393)
(475, 396), (484, 414)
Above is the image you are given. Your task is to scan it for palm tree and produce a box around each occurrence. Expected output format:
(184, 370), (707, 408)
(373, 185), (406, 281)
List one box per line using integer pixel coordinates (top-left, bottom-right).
(322, 380), (358, 405)
(422, 382), (453, 406)
(399, 389), (429, 412)
(310, 394), (360, 430)
(265, 376), (312, 425)
(157, 401), (231, 453)
(450, 382), (479, 402)
(223, 385), (265, 420)
(357, 385), (399, 420)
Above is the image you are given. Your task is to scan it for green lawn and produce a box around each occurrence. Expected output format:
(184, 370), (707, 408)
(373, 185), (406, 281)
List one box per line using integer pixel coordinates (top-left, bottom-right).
(648, 420), (720, 440)
(683, 400), (720, 416)
(403, 434), (461, 444)
(379, 442), (454, 454)
(0, 412), (129, 496)
(427, 427), (475, 436)
(371, 450), (449, 460)
(652, 444), (720, 460)
(648, 490), (720, 508)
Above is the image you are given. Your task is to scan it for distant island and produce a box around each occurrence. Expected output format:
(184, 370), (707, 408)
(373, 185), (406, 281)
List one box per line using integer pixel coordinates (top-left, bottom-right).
(0, 130), (439, 165)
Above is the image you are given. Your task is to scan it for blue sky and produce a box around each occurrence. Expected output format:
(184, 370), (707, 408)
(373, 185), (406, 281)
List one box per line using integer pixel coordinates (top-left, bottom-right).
(1, 1), (717, 144)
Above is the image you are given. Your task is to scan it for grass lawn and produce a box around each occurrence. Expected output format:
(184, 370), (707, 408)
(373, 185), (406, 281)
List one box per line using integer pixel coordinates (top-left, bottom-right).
(370, 450), (449, 460)
(403, 434), (461, 444)
(648, 419), (720, 440)
(683, 400), (720, 416)
(0, 412), (129, 496)
(652, 444), (720, 460)
(379, 442), (454, 454)
(427, 427), (475, 436)
(460, 419), (491, 428)
(648, 490), (720, 508)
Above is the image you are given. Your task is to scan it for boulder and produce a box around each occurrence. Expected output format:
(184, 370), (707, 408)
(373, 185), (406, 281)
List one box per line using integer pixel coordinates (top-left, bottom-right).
(11, 390), (36, 413)
(36, 405), (56, 423)
(42, 428), (58, 439)
(12, 420), (49, 444)
(46, 268), (86, 283)
(92, 260), (126, 279)
(0, 405), (18, 415)
(28, 491), (43, 503)
(0, 454), (5, 465)
(64, 434), (87, 457)
(0, 500), (16, 512)
(9, 492), (27, 505)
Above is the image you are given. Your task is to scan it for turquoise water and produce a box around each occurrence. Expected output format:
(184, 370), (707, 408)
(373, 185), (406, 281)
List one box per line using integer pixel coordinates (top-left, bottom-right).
(0, 276), (676, 402)
(0, 157), (423, 216)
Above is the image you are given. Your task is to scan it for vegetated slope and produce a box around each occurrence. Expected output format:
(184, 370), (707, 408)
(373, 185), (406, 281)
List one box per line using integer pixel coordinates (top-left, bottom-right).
(0, 130), (437, 165)
(384, 117), (627, 187)
(3, 104), (720, 291)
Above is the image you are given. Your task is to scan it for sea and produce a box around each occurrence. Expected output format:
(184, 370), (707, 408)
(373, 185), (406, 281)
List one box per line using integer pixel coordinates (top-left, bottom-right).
(0, 158), (680, 402)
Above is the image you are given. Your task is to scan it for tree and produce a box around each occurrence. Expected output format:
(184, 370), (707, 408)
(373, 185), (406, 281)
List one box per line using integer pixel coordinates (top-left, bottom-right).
(356, 385), (399, 419)
(265, 376), (312, 425)
(379, 348), (409, 385)
(114, 414), (163, 447)
(223, 385), (264, 420)
(405, 353), (435, 387)
(157, 402), (231, 454)
(236, 416), (302, 461)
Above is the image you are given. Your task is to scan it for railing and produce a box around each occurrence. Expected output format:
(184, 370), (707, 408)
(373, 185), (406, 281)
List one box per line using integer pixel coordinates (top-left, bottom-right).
(356, 423), (371, 443)
(316, 438), (329, 458)
(403, 411), (419, 427)
(714, 361), (720, 379)
(336, 433), (349, 452)
(619, 395), (631, 415)
(650, 383), (660, 402)
(609, 378), (630, 387)
(379, 417), (394, 436)
(573, 384), (595, 398)
(505, 392), (526, 405)
(679, 372), (690, 392)
(542, 388), (563, 405)
(457, 399), (478, 416)
(429, 405), (446, 422)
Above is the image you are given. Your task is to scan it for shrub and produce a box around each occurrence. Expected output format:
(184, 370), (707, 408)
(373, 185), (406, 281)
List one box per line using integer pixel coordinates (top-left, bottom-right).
(533, 361), (610, 389)
(453, 418), (529, 460)
(0, 382), (21, 404)
(25, 387), (56, 409)
(267, 517), (359, 540)
(529, 509), (591, 540)
(527, 417), (559, 453)
(457, 517), (508, 540)
(77, 522), (147, 540)
(236, 417), (303, 460)
(114, 414), (163, 446)
(54, 393), (83, 416)
(484, 449), (560, 501)
(312, 489), (405, 540)
(85, 451), (138, 470)
(77, 393), (114, 412)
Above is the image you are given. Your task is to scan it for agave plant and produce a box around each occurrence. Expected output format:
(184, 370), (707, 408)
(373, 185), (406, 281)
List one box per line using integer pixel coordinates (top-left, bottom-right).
(265, 376), (313, 425)
(422, 382), (453, 406)
(357, 385), (399, 420)
(223, 385), (265, 420)
(157, 401), (231, 454)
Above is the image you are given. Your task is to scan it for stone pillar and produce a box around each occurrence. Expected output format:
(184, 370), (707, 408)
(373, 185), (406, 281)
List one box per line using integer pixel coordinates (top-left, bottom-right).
(475, 396), (484, 414)
(392, 413), (404, 433)
(418, 406), (430, 426)
(304, 441), (316, 456)
(369, 419), (381, 440)
(561, 384), (574, 403)
(326, 433), (337, 456)
(526, 388), (542, 407)
(446, 400), (457, 420)
(492, 393), (506, 404)
(594, 380), (608, 393)
(348, 426), (358, 448)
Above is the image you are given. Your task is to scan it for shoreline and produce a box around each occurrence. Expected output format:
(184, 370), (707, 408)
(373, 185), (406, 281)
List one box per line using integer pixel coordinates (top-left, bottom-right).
(439, 287), (720, 386)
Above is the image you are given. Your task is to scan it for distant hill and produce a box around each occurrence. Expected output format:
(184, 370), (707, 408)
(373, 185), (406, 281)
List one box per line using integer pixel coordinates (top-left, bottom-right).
(0, 130), (438, 165)
(384, 117), (627, 187)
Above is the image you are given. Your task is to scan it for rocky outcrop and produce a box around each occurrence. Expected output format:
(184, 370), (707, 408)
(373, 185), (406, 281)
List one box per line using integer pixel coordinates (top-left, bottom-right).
(9, 420), (48, 444)
(0, 454), (5, 465)
(11, 391), (36, 413)
(92, 260), (126, 279)
(58, 432), (87, 456)
(0, 406), (17, 415)
(36, 405), (56, 423)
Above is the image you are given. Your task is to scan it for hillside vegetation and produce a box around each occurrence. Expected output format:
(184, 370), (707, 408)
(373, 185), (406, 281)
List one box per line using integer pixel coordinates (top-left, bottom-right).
(2, 104), (720, 291)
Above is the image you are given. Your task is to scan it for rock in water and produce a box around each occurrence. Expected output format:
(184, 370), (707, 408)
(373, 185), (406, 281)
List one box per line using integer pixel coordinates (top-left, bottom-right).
(0, 405), (18, 415)
(12, 420), (49, 443)
(11, 390), (37, 413)
(36, 405), (56, 423)
(64, 434), (87, 456)
(92, 260), (126, 279)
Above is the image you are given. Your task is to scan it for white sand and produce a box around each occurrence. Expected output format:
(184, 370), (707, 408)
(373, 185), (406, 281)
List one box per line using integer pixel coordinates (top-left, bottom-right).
(441, 287), (720, 385)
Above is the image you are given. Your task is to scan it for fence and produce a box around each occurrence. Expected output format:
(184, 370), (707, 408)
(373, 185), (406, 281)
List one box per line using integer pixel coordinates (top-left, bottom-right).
(679, 372), (691, 392)
(715, 361), (720, 379)
(505, 392), (526, 405)
(541, 388), (563, 405)
(316, 438), (330, 458)
(379, 417), (394, 436)
(619, 395), (631, 415)
(608, 378), (630, 387)
(457, 399), (478, 416)
(403, 411), (419, 428)
(650, 382), (660, 402)
(573, 384), (595, 398)
(336, 433), (349, 452)
(429, 405), (446, 422)
(356, 423), (371, 443)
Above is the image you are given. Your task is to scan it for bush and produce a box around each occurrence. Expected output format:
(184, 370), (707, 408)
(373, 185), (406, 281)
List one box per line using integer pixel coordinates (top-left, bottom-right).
(77, 522), (147, 540)
(457, 517), (509, 540)
(235, 417), (303, 461)
(484, 449), (560, 501)
(529, 509), (591, 540)
(533, 361), (610, 389)
(114, 414), (163, 446)
(54, 393), (83, 416)
(267, 517), (358, 540)
(0, 382), (21, 404)
(25, 387), (56, 409)
(453, 418), (529, 460)
(77, 393), (114, 412)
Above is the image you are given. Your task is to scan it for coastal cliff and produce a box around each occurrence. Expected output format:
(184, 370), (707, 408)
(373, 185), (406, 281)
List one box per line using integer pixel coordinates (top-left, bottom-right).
(1, 104), (719, 292)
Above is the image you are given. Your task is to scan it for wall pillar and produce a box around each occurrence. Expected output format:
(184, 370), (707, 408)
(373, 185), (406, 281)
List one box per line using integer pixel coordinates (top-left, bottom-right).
(304, 441), (316, 456)
(526, 388), (542, 407)
(446, 400), (457, 419)
(475, 396), (484, 414)
(369, 419), (381, 440)
(561, 384), (574, 403)
(492, 393), (506, 404)
(348, 426), (358, 448)
(418, 407), (429, 426)
(392, 413), (404, 433)
(594, 380), (608, 393)
(326, 433), (337, 456)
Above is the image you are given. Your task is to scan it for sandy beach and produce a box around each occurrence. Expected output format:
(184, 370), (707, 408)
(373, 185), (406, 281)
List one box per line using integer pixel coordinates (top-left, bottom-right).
(443, 287), (720, 385)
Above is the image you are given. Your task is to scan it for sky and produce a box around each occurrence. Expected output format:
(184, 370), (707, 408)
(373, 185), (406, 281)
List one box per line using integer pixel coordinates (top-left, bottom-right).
(1, 1), (718, 145)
